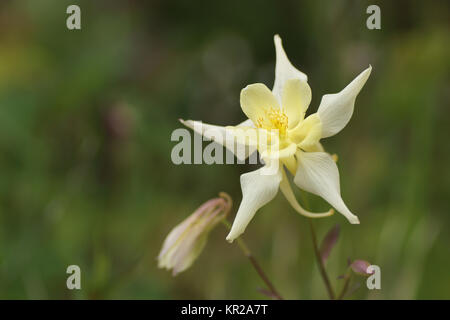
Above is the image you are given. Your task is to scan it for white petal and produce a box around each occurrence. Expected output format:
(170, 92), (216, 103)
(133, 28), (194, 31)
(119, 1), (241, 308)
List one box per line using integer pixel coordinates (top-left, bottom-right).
(294, 151), (359, 224)
(272, 35), (308, 103)
(226, 165), (282, 242)
(279, 169), (334, 218)
(237, 118), (255, 128)
(317, 66), (372, 138)
(180, 119), (257, 161)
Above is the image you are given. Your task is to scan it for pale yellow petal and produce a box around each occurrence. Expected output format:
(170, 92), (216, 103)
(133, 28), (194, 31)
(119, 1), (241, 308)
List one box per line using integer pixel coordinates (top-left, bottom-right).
(281, 156), (297, 175)
(261, 142), (297, 161)
(289, 113), (322, 150)
(240, 83), (279, 125)
(282, 79), (312, 129)
(303, 142), (324, 153)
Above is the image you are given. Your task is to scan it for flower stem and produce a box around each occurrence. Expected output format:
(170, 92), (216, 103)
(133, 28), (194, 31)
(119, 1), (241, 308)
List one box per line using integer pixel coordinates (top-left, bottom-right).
(337, 268), (352, 300)
(222, 220), (283, 300)
(299, 192), (336, 299)
(308, 219), (335, 299)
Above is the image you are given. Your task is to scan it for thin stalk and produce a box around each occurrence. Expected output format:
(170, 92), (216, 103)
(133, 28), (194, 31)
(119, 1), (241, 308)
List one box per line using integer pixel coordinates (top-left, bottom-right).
(298, 192), (335, 299)
(222, 220), (283, 300)
(308, 219), (336, 299)
(337, 268), (352, 300)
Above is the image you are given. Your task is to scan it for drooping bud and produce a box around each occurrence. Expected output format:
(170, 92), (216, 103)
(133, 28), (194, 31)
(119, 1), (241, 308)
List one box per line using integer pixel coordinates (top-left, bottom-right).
(158, 192), (232, 276)
(350, 260), (373, 276)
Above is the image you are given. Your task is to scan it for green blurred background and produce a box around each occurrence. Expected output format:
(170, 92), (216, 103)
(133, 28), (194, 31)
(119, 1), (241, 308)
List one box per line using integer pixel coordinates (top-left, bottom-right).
(0, 0), (448, 299)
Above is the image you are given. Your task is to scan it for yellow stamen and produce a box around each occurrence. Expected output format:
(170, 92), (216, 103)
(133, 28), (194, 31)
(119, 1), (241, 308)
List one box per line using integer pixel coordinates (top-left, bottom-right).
(255, 107), (288, 136)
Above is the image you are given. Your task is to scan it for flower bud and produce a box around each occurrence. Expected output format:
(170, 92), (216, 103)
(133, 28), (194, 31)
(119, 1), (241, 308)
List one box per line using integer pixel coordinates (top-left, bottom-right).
(158, 193), (232, 276)
(350, 260), (373, 276)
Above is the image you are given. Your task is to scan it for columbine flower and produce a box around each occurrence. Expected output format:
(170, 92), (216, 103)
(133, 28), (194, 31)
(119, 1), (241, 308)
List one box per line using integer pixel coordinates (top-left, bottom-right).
(158, 193), (231, 275)
(181, 35), (371, 242)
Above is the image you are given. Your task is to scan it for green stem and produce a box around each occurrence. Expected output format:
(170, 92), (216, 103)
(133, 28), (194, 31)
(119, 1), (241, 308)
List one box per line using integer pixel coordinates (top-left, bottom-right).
(299, 192), (335, 299)
(308, 219), (336, 300)
(337, 268), (352, 300)
(222, 220), (283, 300)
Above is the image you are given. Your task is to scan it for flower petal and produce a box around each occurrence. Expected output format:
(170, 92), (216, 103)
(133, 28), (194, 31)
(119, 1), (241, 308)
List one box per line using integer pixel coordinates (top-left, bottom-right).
(226, 165), (282, 242)
(240, 83), (279, 124)
(261, 142), (297, 161)
(158, 214), (198, 267)
(273, 34), (308, 102)
(280, 169), (334, 218)
(237, 118), (255, 128)
(317, 66), (372, 138)
(180, 119), (257, 161)
(226, 126), (283, 158)
(294, 151), (359, 224)
(304, 142), (324, 153)
(171, 228), (208, 275)
(289, 113), (322, 150)
(350, 260), (372, 276)
(282, 79), (312, 129)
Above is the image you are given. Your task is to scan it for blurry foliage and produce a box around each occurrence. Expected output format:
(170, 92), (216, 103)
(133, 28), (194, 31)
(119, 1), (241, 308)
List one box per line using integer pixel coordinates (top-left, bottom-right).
(0, 0), (448, 299)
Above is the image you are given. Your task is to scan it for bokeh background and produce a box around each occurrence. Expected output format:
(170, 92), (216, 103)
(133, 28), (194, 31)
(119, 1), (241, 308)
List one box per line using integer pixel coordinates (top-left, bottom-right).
(0, 0), (448, 299)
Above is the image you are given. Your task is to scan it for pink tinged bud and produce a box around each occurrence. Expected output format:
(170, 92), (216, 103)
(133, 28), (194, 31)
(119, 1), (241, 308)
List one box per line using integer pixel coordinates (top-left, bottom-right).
(350, 260), (373, 276)
(157, 193), (232, 276)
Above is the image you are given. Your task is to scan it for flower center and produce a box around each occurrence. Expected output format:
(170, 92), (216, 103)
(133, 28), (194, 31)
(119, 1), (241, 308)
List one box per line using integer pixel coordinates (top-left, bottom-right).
(256, 107), (288, 136)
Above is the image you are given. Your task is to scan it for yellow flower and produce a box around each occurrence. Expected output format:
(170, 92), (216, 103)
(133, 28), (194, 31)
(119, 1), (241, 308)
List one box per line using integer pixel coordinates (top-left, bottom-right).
(181, 35), (371, 242)
(158, 193), (231, 275)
